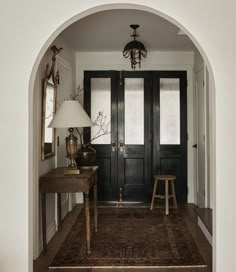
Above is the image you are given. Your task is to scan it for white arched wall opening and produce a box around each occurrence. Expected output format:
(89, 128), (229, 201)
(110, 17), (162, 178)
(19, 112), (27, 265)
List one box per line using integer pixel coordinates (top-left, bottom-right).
(29, 3), (216, 271)
(4, 2), (236, 270)
(2, 1), (236, 272)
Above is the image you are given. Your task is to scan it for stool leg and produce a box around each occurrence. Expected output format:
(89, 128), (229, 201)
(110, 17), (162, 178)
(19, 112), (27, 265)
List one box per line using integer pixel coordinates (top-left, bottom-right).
(165, 179), (169, 215)
(150, 179), (158, 210)
(171, 180), (178, 209)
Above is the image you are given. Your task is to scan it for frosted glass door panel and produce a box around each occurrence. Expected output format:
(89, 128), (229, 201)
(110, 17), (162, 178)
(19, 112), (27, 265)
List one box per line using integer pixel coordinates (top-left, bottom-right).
(160, 78), (180, 145)
(125, 78), (144, 145)
(91, 78), (111, 144)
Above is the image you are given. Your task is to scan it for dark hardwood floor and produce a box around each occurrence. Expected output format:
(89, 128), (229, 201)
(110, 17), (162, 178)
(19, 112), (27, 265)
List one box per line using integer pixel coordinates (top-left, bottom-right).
(34, 203), (212, 272)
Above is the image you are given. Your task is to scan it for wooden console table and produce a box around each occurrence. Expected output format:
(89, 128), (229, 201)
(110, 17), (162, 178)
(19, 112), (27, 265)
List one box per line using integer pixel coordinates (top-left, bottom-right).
(39, 166), (98, 254)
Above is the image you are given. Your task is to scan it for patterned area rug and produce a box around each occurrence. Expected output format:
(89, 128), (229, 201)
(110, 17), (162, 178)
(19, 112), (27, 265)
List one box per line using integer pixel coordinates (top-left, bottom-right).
(50, 207), (205, 269)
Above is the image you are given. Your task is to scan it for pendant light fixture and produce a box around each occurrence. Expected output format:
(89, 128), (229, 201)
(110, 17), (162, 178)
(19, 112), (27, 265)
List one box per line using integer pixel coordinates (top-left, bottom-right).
(123, 24), (147, 70)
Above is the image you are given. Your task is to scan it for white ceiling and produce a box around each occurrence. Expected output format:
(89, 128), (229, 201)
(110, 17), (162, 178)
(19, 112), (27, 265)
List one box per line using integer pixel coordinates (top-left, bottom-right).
(61, 9), (196, 52)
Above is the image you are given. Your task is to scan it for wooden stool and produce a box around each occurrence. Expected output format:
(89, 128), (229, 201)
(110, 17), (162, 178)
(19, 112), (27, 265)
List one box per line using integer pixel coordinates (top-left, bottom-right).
(150, 175), (178, 215)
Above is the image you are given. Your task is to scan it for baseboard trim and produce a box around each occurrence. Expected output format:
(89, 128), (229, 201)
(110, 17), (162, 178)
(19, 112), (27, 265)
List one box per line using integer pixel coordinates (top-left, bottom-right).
(39, 221), (57, 254)
(47, 221), (57, 243)
(198, 216), (212, 245)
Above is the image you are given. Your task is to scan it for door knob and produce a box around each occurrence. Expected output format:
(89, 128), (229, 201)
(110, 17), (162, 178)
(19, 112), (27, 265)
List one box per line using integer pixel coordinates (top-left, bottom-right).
(112, 142), (116, 152)
(192, 144), (197, 148)
(119, 141), (124, 152)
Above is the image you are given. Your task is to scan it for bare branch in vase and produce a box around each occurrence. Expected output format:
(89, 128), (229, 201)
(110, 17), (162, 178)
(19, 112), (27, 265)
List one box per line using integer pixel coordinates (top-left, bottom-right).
(70, 85), (111, 148)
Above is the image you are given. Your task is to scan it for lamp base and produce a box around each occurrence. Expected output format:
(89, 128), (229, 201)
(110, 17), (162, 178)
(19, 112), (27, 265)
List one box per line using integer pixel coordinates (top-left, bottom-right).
(64, 167), (80, 175)
(66, 128), (78, 168)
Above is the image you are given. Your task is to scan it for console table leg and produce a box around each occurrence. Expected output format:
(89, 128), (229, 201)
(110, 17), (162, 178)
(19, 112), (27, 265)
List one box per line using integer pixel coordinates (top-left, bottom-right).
(93, 175), (98, 232)
(165, 180), (169, 215)
(57, 193), (62, 231)
(84, 193), (91, 254)
(42, 192), (47, 251)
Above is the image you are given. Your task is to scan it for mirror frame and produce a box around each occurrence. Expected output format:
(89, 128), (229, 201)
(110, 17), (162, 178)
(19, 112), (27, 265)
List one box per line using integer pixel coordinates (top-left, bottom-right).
(41, 77), (57, 160)
(41, 46), (62, 160)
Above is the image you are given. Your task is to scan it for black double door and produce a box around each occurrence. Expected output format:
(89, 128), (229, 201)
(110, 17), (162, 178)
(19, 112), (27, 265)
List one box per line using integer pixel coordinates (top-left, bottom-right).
(84, 71), (187, 203)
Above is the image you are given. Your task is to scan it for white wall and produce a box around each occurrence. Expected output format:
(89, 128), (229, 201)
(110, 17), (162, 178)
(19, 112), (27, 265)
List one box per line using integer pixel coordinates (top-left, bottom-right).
(1, 1), (236, 272)
(207, 67), (215, 210)
(33, 35), (76, 258)
(194, 50), (205, 207)
(194, 50), (214, 209)
(194, 49), (204, 72)
(76, 51), (195, 203)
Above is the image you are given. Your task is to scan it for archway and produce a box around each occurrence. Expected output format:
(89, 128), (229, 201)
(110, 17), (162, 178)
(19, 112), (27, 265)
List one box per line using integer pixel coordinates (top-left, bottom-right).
(29, 3), (216, 271)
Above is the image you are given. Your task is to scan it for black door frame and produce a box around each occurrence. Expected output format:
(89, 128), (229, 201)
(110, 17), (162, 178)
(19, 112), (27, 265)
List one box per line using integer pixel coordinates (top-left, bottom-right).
(84, 70), (187, 202)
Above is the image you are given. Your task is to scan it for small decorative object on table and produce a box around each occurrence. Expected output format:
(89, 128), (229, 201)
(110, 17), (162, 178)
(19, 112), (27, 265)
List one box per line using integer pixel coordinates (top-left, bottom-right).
(77, 144), (96, 166)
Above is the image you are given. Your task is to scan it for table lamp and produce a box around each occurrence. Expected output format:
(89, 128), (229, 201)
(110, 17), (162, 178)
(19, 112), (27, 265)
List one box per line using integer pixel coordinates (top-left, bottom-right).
(48, 100), (93, 174)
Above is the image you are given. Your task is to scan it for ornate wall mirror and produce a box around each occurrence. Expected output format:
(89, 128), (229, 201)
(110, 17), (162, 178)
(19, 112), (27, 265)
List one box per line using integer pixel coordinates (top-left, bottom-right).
(41, 46), (62, 160)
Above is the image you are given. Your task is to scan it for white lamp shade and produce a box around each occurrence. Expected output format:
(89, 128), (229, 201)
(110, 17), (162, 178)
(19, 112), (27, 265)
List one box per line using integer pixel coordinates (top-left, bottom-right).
(48, 100), (93, 128)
